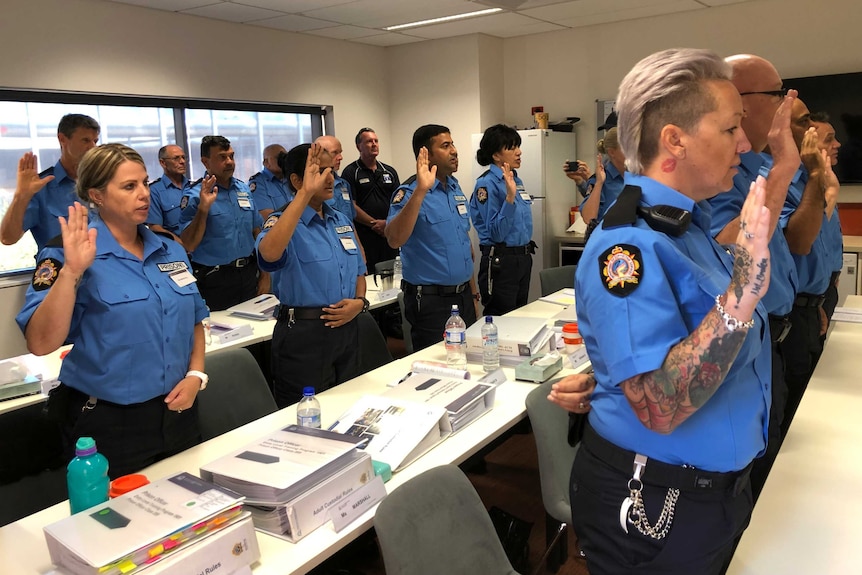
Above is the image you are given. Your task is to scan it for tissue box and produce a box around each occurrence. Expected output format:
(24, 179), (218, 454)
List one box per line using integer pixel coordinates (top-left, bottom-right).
(514, 353), (563, 383)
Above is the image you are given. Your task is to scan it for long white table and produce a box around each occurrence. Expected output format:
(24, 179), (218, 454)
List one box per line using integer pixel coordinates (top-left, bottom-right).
(727, 295), (862, 574)
(0, 287), (400, 416)
(0, 297), (580, 575)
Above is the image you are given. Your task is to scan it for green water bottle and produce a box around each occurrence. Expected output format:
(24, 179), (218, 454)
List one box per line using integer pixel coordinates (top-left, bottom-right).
(67, 437), (109, 514)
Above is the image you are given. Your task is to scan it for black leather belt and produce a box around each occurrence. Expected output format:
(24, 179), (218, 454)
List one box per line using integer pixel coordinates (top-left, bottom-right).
(192, 255), (254, 274)
(582, 423), (751, 494)
(480, 243), (534, 256)
(276, 305), (323, 321)
(401, 280), (469, 296)
(768, 314), (792, 344)
(794, 293), (826, 308)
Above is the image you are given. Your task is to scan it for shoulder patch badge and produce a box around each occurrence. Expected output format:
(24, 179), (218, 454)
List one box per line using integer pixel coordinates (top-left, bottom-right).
(391, 189), (405, 204)
(180, 196), (189, 210)
(263, 214), (279, 230)
(33, 258), (62, 291)
(249, 181), (257, 193)
(476, 187), (488, 204)
(600, 244), (642, 297)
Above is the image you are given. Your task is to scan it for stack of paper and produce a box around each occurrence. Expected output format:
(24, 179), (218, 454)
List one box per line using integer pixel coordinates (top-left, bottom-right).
(200, 425), (371, 542)
(384, 373), (496, 433)
(465, 316), (555, 366)
(227, 294), (280, 320)
(43, 472), (247, 575)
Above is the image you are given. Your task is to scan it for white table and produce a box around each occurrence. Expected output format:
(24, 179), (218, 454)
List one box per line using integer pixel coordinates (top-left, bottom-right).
(727, 295), (862, 574)
(0, 297), (581, 575)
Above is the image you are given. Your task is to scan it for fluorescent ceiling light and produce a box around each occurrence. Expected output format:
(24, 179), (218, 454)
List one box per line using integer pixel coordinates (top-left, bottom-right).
(383, 8), (503, 31)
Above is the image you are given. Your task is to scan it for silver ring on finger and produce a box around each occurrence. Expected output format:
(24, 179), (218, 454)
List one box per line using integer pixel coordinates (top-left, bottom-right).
(578, 401), (585, 410)
(744, 231), (755, 239)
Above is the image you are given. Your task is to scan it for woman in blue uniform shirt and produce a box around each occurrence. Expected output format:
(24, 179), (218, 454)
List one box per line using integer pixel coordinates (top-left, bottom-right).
(469, 124), (535, 315)
(256, 143), (367, 408)
(571, 48), (773, 574)
(578, 127), (626, 224)
(17, 143), (208, 479)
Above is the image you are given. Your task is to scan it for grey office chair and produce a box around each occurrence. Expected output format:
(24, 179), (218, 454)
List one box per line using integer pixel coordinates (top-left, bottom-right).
(375, 464), (521, 575)
(525, 378), (580, 572)
(397, 291), (413, 355)
(539, 265), (577, 297)
(196, 347), (278, 441)
(374, 258), (396, 274)
(356, 311), (393, 375)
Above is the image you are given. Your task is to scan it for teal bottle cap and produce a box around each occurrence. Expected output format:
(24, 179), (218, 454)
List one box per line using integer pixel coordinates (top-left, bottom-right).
(75, 437), (97, 456)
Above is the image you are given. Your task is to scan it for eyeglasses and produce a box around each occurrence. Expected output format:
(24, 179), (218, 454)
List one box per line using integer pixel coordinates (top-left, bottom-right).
(738, 87), (788, 98)
(161, 155), (187, 162)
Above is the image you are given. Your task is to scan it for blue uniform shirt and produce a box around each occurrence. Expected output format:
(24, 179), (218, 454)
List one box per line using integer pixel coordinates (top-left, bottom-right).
(146, 172), (190, 234)
(469, 164), (533, 246)
(387, 175), (473, 286)
(708, 151), (798, 316)
(579, 160), (625, 220)
(16, 219), (208, 405)
(180, 176), (263, 266)
(326, 174), (357, 222)
(249, 168), (291, 213)
(576, 173), (771, 473)
(22, 160), (77, 251)
(775, 159), (831, 294)
(255, 204), (366, 306)
(824, 206), (844, 273)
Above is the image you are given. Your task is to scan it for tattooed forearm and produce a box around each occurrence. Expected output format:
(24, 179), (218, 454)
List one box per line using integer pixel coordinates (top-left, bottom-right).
(729, 247), (752, 305)
(750, 258), (768, 297)
(621, 307), (748, 434)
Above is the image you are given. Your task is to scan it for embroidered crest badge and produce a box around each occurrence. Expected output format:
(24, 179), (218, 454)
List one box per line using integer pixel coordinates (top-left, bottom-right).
(476, 188), (488, 204)
(180, 196), (189, 210)
(600, 244), (642, 296)
(263, 214), (279, 230)
(249, 181), (257, 192)
(33, 258), (62, 291)
(391, 189), (405, 204)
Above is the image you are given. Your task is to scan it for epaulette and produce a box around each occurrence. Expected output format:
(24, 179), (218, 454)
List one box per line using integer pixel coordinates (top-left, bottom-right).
(148, 177), (162, 187)
(478, 169), (491, 179)
(601, 185), (641, 230)
(39, 166), (55, 178)
(249, 171), (262, 181)
(45, 234), (64, 248)
(151, 229), (176, 242)
(403, 175), (417, 186)
(190, 177), (204, 187)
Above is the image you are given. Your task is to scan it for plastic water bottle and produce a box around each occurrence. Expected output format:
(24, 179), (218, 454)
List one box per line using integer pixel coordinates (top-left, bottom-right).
(202, 305), (212, 346)
(445, 305), (467, 370)
(481, 316), (500, 372)
(392, 255), (403, 288)
(297, 387), (321, 429)
(67, 437), (109, 514)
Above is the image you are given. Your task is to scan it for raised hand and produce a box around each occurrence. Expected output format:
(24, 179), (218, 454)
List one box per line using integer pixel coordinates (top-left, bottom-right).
(729, 176), (771, 309)
(17, 152), (54, 199)
(594, 154), (606, 187)
(416, 147), (437, 191)
(58, 202), (97, 278)
(502, 162), (517, 202)
(199, 175), (218, 210)
(297, 143), (332, 203)
(800, 127), (827, 176)
(767, 89), (800, 170)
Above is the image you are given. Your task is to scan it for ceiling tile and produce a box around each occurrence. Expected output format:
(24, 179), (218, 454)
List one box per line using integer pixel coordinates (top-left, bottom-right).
(304, 25), (387, 39)
(182, 2), (285, 22)
(408, 12), (562, 39)
(521, 0), (695, 21)
(550, 0), (704, 28)
(303, 0), (483, 28)
(252, 13), (340, 31)
(695, 0), (751, 5)
(235, 0), (356, 12)
(108, 0), (220, 10)
(351, 32), (427, 46)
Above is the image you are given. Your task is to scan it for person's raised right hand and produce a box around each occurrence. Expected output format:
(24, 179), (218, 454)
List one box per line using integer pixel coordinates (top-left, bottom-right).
(198, 175), (218, 211)
(16, 152), (54, 199)
(416, 146), (437, 192)
(58, 202), (97, 279)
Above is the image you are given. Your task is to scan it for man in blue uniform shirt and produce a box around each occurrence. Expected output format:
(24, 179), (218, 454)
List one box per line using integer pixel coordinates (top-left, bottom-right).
(708, 54), (800, 499)
(316, 135), (358, 223)
(386, 124), (479, 351)
(1, 114), (100, 251)
(147, 144), (191, 243)
(180, 135), (267, 311)
(249, 144), (290, 220)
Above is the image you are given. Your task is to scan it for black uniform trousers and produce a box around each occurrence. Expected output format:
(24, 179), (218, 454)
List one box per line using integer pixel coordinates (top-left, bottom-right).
(192, 257), (258, 312)
(402, 282), (478, 352)
(477, 246), (532, 316)
(779, 299), (822, 438)
(356, 226), (398, 273)
(270, 311), (360, 409)
(570, 425), (753, 575)
(52, 384), (201, 480)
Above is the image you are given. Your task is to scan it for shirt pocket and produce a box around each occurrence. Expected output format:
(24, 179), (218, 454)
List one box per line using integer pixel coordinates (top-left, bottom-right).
(94, 282), (152, 344)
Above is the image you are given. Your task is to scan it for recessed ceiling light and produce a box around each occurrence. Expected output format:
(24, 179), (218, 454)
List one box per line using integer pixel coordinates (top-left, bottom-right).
(383, 8), (503, 31)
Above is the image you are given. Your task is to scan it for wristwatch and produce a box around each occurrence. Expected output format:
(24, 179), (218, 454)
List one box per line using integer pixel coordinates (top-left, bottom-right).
(472, 293), (481, 301)
(186, 370), (209, 390)
(357, 296), (370, 313)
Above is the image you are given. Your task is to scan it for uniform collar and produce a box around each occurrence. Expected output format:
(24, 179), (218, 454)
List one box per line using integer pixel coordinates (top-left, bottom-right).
(161, 172), (189, 189)
(53, 160), (73, 185)
(299, 202), (337, 225)
(625, 173), (710, 230)
(604, 160), (623, 180)
(430, 174), (459, 193)
(738, 150), (765, 179)
(92, 217), (166, 260)
(261, 167), (283, 182)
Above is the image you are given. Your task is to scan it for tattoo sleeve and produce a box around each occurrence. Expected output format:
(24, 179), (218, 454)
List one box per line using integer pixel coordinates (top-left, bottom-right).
(620, 306), (748, 434)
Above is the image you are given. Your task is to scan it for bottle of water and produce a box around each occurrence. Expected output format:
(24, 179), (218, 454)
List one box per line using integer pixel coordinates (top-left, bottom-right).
(444, 305), (467, 370)
(67, 437), (109, 514)
(392, 255), (403, 288)
(202, 305), (212, 346)
(481, 316), (499, 372)
(297, 387), (321, 429)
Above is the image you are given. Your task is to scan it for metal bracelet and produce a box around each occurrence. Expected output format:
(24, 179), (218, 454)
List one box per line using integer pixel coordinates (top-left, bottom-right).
(714, 294), (755, 332)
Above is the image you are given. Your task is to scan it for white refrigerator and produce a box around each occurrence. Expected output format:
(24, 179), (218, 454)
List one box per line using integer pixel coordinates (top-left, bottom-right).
(469, 129), (577, 303)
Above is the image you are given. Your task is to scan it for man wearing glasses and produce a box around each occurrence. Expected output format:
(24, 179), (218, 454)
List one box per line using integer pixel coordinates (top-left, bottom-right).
(147, 144), (191, 243)
(343, 127), (401, 270)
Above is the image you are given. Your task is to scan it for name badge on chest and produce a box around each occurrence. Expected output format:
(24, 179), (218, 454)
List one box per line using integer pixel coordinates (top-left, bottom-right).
(519, 192), (532, 202)
(457, 203), (468, 216)
(340, 236), (358, 250)
(359, 178), (371, 184)
(238, 198), (252, 209)
(341, 190), (351, 201)
(169, 269), (197, 287)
